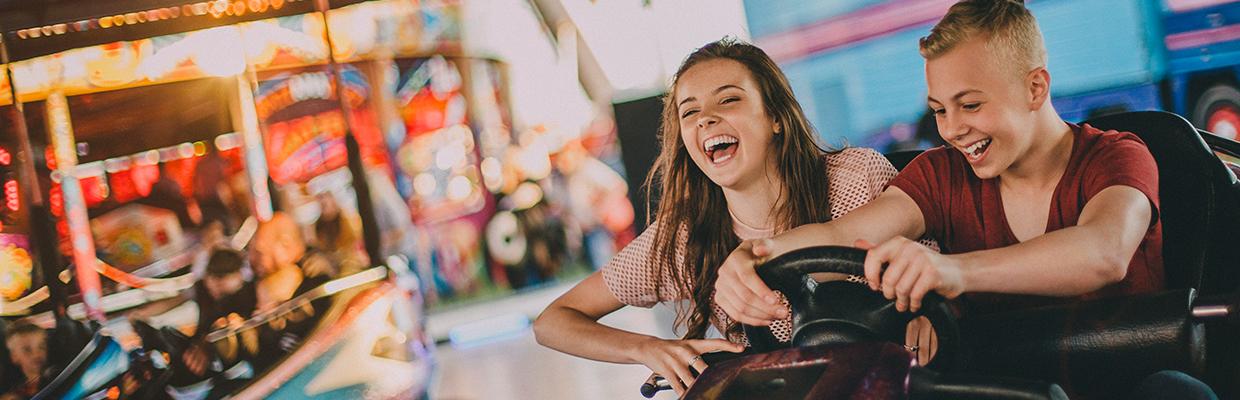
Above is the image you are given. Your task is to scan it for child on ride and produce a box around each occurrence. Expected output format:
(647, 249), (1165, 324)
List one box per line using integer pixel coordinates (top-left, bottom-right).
(2, 321), (46, 400)
(182, 248), (257, 377)
(715, 0), (1164, 365)
(532, 37), (905, 395)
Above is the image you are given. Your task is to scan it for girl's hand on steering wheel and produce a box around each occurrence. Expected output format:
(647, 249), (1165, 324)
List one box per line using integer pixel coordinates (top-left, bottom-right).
(856, 237), (966, 312)
(905, 315), (938, 365)
(716, 239), (790, 326)
(635, 338), (744, 396)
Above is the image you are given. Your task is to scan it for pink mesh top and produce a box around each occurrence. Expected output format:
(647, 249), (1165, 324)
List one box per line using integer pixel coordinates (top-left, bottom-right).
(601, 147), (898, 345)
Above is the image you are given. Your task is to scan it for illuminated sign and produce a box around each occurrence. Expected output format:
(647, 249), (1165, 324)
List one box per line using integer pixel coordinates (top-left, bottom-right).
(288, 71), (332, 102)
(5, 181), (17, 212)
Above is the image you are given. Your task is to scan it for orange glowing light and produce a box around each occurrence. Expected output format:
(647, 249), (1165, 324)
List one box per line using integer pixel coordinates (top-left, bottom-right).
(249, 0), (268, 12)
(211, 2), (227, 18)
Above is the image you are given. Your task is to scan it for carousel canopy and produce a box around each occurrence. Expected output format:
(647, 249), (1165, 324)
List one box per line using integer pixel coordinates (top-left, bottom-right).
(0, 0), (370, 61)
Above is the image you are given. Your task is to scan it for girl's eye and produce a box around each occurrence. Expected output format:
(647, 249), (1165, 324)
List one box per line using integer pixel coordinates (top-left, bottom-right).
(721, 97), (739, 104)
(681, 109), (698, 119)
(932, 108), (945, 116)
(963, 103), (980, 111)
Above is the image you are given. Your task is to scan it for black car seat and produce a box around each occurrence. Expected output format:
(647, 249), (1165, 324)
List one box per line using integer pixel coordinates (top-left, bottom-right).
(883, 149), (925, 172)
(1081, 111), (1240, 398)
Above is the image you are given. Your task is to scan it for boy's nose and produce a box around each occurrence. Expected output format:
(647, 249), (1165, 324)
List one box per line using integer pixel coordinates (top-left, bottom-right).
(940, 113), (967, 142)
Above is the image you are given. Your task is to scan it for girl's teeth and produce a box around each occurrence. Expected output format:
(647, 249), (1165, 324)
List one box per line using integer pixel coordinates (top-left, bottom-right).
(704, 136), (738, 152)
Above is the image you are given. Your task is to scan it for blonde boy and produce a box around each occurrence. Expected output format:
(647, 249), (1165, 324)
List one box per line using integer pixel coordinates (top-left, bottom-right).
(714, 0), (1163, 362)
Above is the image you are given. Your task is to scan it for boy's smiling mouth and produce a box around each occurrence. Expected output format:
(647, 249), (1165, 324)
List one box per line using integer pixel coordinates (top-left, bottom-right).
(704, 135), (739, 163)
(962, 138), (991, 160)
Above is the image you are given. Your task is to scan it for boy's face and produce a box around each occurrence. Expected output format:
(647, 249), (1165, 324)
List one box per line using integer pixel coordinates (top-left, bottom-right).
(204, 272), (244, 300)
(925, 37), (1039, 179)
(7, 331), (46, 380)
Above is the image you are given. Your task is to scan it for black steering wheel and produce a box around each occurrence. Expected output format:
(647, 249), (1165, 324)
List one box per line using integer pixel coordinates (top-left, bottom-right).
(742, 246), (961, 371)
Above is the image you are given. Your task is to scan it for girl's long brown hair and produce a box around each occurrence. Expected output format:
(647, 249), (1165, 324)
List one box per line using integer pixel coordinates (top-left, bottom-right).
(646, 38), (839, 341)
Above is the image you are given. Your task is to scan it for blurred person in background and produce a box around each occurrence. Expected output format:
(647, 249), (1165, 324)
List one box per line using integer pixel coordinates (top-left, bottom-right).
(251, 212), (335, 282)
(245, 212), (333, 371)
(182, 248), (258, 377)
(553, 139), (634, 271)
(312, 191), (366, 274)
(2, 321), (47, 400)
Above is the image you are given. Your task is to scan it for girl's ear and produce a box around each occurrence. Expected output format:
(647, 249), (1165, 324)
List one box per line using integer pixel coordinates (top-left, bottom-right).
(775, 121), (783, 134)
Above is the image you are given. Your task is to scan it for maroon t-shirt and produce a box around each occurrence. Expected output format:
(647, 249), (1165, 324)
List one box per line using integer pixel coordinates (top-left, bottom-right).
(889, 123), (1163, 315)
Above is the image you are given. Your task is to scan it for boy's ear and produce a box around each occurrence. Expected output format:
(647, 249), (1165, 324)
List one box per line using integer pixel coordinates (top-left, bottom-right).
(1027, 67), (1051, 110)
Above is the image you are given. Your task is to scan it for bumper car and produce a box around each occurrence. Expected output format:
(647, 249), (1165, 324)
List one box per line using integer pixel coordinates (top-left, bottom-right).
(646, 111), (1240, 400)
(25, 256), (434, 400)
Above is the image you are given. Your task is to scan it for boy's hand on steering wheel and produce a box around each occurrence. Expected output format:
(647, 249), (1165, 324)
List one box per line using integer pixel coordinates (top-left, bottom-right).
(715, 239), (789, 326)
(636, 337), (743, 396)
(856, 237), (966, 312)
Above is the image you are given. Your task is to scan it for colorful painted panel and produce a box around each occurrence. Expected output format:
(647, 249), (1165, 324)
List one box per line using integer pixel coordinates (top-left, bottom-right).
(254, 63), (384, 184)
(380, 56), (497, 305)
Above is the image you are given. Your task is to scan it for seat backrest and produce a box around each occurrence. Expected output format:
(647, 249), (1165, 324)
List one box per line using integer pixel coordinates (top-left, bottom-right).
(1081, 111), (1240, 295)
(884, 149), (924, 172)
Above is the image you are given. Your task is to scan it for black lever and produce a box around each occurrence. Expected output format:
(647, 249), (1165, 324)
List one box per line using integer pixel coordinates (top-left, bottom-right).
(640, 375), (670, 398)
(638, 349), (755, 398)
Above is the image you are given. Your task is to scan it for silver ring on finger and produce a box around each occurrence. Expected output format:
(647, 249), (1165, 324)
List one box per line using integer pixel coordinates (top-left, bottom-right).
(904, 345), (918, 353)
(687, 355), (702, 366)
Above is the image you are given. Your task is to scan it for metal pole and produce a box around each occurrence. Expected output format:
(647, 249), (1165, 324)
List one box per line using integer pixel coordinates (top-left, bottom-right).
(45, 91), (104, 323)
(314, 0), (383, 267)
(232, 70), (274, 222)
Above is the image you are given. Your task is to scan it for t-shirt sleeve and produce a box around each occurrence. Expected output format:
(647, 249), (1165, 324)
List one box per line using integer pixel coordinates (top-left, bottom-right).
(1083, 135), (1161, 226)
(889, 150), (948, 239)
(600, 220), (684, 307)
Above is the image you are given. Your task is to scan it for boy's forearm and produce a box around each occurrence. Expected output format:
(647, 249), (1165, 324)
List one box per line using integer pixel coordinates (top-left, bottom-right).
(956, 186), (1149, 297)
(767, 223), (851, 257)
(767, 189), (926, 258)
(956, 225), (1133, 296)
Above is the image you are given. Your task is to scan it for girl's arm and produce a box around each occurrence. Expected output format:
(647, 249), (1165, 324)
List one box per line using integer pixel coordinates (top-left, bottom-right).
(533, 271), (743, 395)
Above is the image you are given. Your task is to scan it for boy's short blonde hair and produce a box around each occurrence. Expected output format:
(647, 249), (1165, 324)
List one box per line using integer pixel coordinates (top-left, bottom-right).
(919, 0), (1047, 79)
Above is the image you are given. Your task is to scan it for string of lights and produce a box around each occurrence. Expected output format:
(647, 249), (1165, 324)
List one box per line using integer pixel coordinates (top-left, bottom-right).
(11, 0), (306, 41)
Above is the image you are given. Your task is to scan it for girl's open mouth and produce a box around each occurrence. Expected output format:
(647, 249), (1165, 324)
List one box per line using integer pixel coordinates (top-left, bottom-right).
(705, 135), (739, 163)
